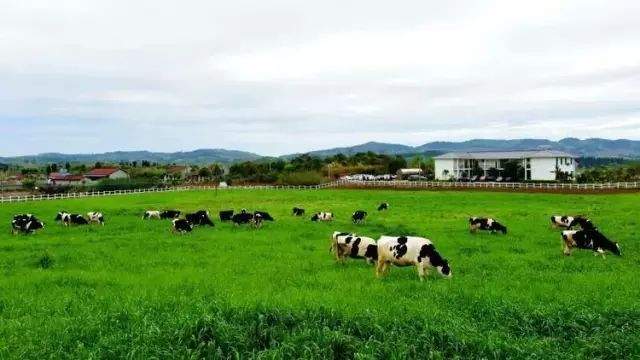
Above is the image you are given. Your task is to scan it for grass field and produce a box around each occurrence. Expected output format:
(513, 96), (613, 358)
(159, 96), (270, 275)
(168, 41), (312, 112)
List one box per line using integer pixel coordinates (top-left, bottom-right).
(1, 189), (639, 359)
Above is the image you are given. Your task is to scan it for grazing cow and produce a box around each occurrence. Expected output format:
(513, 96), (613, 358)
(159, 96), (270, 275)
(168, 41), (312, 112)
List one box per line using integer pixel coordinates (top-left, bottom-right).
(87, 212), (104, 225)
(172, 219), (193, 233)
(570, 216), (596, 231)
(352, 210), (368, 224)
(185, 210), (214, 226)
(311, 212), (333, 222)
(331, 231), (378, 264)
(219, 210), (234, 221)
(550, 215), (575, 229)
(160, 210), (181, 219)
(143, 210), (161, 220)
(254, 211), (274, 221)
(11, 214), (44, 234)
(292, 207), (305, 216)
(377, 202), (389, 211)
(376, 235), (451, 280)
(55, 212), (88, 226)
(232, 212), (254, 225)
(561, 229), (620, 257)
(469, 217), (507, 234)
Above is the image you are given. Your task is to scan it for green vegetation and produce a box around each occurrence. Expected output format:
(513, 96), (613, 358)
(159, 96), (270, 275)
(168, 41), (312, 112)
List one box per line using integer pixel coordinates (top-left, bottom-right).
(1, 189), (639, 358)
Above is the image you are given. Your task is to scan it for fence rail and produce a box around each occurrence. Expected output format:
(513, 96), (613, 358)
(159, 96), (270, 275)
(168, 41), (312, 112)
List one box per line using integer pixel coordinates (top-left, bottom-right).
(1, 180), (638, 203)
(330, 179), (640, 191)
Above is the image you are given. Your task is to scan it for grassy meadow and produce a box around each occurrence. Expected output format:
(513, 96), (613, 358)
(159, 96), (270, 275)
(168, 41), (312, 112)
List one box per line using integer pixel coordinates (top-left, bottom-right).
(0, 189), (639, 359)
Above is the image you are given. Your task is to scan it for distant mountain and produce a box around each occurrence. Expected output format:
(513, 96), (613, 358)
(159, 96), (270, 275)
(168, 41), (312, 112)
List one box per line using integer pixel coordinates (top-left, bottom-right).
(0, 149), (261, 165)
(290, 138), (640, 158)
(2, 138), (639, 165)
(301, 141), (416, 157)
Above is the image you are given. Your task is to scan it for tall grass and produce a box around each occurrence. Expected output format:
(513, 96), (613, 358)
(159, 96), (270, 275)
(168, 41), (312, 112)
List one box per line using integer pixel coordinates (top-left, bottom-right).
(0, 189), (638, 358)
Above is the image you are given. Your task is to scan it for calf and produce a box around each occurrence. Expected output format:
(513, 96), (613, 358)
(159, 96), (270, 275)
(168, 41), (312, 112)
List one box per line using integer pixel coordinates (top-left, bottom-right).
(185, 210), (214, 226)
(561, 229), (621, 257)
(377, 202), (389, 211)
(469, 217), (507, 234)
(376, 235), (451, 280)
(172, 219), (193, 233)
(219, 210), (234, 221)
(254, 211), (274, 221)
(87, 211), (104, 225)
(331, 231), (377, 264)
(292, 207), (305, 216)
(55, 212), (88, 226)
(11, 214), (44, 234)
(311, 212), (333, 222)
(143, 210), (161, 220)
(160, 210), (181, 219)
(352, 210), (367, 224)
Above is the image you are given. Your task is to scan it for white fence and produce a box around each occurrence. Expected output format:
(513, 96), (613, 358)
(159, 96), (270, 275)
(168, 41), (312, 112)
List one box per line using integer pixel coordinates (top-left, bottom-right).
(1, 180), (638, 203)
(331, 179), (640, 191)
(0, 183), (333, 203)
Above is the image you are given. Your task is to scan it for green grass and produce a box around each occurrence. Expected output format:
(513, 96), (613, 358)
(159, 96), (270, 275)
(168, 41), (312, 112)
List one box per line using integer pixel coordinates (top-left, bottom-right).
(1, 189), (639, 359)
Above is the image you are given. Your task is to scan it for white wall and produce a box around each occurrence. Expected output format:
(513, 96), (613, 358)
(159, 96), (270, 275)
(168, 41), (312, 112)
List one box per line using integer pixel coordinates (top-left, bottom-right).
(108, 170), (130, 180)
(530, 157), (575, 180)
(435, 159), (454, 180)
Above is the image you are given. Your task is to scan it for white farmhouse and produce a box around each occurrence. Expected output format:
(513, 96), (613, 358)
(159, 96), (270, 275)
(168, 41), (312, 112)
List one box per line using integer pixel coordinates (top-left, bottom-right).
(434, 150), (576, 181)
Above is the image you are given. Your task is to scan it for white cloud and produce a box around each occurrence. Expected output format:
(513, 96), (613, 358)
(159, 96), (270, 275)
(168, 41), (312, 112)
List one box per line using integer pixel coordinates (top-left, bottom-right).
(0, 0), (639, 156)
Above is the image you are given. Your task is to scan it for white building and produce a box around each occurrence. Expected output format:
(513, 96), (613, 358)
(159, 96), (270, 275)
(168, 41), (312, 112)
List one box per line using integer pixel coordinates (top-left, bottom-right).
(434, 150), (576, 181)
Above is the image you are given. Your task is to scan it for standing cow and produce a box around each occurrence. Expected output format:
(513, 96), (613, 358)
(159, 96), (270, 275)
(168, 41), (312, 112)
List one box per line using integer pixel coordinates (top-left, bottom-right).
(55, 212), (88, 226)
(376, 235), (451, 280)
(311, 212), (334, 222)
(143, 210), (161, 220)
(551, 215), (595, 230)
(561, 229), (621, 257)
(331, 231), (377, 264)
(351, 210), (367, 224)
(469, 217), (507, 234)
(87, 212), (104, 225)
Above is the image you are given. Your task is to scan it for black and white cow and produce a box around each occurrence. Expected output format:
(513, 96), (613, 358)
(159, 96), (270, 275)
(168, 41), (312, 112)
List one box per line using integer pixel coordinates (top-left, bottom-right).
(377, 202), (389, 211)
(352, 210), (367, 224)
(143, 210), (161, 220)
(311, 212), (333, 222)
(160, 210), (181, 219)
(185, 210), (214, 226)
(11, 214), (44, 234)
(219, 210), (234, 221)
(376, 235), (451, 280)
(87, 212), (104, 225)
(570, 216), (596, 231)
(172, 219), (193, 233)
(254, 211), (274, 221)
(292, 207), (305, 216)
(331, 231), (377, 264)
(55, 212), (88, 226)
(561, 229), (621, 257)
(252, 213), (264, 228)
(550, 215), (575, 229)
(232, 212), (254, 225)
(469, 217), (507, 234)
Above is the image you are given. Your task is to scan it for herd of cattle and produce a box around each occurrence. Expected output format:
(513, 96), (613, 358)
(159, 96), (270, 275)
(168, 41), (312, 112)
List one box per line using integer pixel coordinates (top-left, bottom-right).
(9, 201), (622, 280)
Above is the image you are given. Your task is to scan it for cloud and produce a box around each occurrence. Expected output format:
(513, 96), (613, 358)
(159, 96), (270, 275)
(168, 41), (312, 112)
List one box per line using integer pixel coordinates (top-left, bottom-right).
(0, 0), (639, 156)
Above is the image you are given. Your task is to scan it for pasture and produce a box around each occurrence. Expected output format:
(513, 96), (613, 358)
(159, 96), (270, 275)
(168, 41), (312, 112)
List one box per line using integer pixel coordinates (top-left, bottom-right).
(1, 189), (639, 359)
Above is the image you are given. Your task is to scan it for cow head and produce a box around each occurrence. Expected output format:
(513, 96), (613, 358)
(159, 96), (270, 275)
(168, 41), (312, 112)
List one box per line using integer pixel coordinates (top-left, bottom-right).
(437, 261), (452, 278)
(54, 212), (66, 221)
(311, 214), (319, 221)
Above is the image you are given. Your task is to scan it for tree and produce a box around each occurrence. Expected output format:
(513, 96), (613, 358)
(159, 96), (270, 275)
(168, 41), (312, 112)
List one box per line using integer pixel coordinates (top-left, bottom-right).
(198, 167), (212, 177)
(94, 162), (103, 169)
(65, 162), (71, 171)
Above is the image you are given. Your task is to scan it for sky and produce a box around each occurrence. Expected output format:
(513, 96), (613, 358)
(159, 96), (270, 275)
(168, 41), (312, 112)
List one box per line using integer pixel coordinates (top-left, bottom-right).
(1, 0), (640, 156)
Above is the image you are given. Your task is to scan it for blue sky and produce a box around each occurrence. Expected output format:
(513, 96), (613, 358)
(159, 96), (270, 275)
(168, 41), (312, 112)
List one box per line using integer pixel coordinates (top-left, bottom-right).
(1, 0), (640, 156)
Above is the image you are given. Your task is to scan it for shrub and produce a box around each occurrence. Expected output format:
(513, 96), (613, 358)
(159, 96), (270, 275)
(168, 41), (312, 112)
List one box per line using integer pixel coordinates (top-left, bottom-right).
(277, 171), (325, 186)
(38, 251), (54, 269)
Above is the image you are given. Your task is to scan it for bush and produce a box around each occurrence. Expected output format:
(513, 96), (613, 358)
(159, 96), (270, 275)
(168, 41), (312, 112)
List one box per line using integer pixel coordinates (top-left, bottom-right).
(93, 179), (165, 191)
(38, 251), (54, 269)
(277, 171), (325, 186)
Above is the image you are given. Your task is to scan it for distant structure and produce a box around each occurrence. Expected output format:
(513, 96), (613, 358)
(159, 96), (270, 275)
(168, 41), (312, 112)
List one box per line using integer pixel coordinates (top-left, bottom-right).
(396, 168), (423, 180)
(48, 172), (85, 186)
(164, 165), (192, 181)
(434, 150), (576, 181)
(84, 168), (130, 182)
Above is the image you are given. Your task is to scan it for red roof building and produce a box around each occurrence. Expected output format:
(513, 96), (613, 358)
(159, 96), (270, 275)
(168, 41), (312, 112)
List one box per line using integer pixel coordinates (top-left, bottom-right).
(84, 168), (129, 181)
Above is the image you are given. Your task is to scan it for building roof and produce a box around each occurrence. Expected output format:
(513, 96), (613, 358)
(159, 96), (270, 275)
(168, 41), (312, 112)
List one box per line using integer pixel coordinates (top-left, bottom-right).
(166, 165), (190, 174)
(434, 150), (576, 160)
(85, 168), (121, 177)
(49, 173), (84, 181)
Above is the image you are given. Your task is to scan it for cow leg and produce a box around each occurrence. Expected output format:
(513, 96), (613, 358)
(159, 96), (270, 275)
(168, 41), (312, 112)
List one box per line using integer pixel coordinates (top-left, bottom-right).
(376, 260), (388, 278)
(417, 264), (425, 281)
